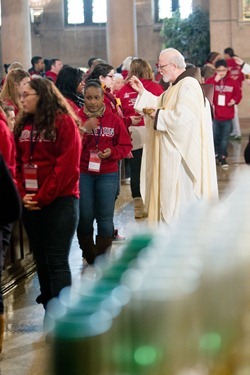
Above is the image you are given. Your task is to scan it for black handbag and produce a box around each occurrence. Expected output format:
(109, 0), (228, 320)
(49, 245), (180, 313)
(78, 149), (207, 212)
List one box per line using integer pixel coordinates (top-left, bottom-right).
(0, 153), (22, 224)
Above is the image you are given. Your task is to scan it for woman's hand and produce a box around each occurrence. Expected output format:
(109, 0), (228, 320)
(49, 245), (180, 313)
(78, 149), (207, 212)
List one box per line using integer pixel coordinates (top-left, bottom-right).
(129, 76), (144, 95)
(130, 115), (142, 125)
(98, 148), (111, 159)
(23, 194), (41, 211)
(80, 117), (99, 133)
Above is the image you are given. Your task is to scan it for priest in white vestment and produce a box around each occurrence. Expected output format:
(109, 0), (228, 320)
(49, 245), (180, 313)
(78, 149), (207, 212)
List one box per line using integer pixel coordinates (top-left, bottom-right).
(130, 48), (218, 225)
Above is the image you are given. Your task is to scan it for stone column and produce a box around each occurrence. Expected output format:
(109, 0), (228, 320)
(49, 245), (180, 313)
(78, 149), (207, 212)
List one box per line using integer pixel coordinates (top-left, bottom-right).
(1, 0), (32, 71)
(106, 0), (137, 68)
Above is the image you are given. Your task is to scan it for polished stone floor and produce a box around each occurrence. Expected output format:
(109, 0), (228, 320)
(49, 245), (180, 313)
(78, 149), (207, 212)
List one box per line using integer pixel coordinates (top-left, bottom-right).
(1, 120), (250, 374)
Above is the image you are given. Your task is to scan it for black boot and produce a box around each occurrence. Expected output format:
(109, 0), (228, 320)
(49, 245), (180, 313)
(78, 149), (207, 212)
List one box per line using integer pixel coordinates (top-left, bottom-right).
(77, 233), (95, 265)
(95, 235), (113, 257)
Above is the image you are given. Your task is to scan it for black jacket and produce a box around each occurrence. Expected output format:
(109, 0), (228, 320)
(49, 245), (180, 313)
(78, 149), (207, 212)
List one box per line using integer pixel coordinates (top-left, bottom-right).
(0, 153), (22, 225)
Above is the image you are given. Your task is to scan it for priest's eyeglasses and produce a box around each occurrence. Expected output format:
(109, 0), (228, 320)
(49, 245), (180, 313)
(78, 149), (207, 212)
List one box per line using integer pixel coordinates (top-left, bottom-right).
(157, 63), (173, 70)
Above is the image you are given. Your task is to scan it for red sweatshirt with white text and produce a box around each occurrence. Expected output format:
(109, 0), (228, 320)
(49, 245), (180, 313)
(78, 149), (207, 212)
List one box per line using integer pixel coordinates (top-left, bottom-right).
(78, 107), (132, 174)
(226, 58), (245, 88)
(206, 73), (242, 121)
(117, 78), (164, 126)
(15, 112), (81, 207)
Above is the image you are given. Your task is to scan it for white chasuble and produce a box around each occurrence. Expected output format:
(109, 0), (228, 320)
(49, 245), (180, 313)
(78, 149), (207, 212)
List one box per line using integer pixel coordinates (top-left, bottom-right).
(135, 76), (218, 225)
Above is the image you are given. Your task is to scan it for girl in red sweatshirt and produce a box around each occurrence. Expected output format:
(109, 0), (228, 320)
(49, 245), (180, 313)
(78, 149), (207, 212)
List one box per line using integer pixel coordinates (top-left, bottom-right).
(14, 78), (81, 318)
(77, 80), (132, 264)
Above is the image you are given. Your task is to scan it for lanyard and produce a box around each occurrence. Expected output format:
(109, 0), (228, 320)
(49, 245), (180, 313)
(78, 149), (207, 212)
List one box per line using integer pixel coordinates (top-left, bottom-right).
(92, 123), (102, 150)
(219, 79), (225, 94)
(29, 125), (38, 164)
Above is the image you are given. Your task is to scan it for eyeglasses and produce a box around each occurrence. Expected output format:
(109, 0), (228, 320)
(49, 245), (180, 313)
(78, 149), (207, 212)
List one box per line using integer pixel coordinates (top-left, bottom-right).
(21, 93), (38, 99)
(216, 69), (227, 72)
(157, 63), (173, 70)
(106, 75), (115, 79)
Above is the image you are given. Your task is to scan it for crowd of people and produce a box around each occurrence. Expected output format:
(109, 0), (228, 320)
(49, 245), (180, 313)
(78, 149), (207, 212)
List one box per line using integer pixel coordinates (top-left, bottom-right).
(0, 47), (249, 350)
(201, 47), (247, 155)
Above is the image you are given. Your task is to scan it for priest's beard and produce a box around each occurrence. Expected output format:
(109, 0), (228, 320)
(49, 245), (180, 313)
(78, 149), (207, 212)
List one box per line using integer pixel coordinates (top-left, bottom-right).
(162, 74), (171, 83)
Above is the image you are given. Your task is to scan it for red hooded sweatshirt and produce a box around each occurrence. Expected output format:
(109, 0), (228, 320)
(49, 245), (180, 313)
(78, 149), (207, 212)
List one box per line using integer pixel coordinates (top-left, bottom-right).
(0, 111), (16, 181)
(78, 107), (132, 174)
(206, 72), (242, 121)
(15, 112), (81, 207)
(226, 58), (245, 88)
(116, 78), (164, 126)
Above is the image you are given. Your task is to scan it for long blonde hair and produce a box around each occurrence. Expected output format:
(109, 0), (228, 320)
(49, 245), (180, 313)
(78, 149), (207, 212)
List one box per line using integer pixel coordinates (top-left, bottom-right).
(0, 68), (30, 114)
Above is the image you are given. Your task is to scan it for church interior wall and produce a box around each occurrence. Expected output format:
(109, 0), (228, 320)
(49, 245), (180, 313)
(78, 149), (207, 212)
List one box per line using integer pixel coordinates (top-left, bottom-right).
(209, 0), (250, 118)
(29, 0), (162, 70)
(1, 0), (250, 117)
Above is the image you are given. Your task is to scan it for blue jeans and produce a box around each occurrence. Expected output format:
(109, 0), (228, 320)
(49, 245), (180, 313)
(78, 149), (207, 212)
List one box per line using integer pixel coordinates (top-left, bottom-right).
(22, 196), (79, 308)
(213, 119), (232, 158)
(77, 172), (119, 238)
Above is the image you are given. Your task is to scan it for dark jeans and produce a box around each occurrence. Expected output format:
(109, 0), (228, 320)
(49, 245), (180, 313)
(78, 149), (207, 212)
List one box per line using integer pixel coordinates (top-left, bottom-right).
(77, 172), (119, 238)
(22, 196), (79, 308)
(130, 148), (143, 198)
(124, 158), (131, 179)
(213, 119), (232, 158)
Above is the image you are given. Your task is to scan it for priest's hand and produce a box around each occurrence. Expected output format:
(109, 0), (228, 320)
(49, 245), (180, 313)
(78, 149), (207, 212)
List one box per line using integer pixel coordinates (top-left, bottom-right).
(129, 76), (144, 95)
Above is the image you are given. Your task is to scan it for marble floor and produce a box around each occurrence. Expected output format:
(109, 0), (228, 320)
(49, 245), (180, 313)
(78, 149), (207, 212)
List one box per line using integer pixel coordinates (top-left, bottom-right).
(1, 120), (250, 375)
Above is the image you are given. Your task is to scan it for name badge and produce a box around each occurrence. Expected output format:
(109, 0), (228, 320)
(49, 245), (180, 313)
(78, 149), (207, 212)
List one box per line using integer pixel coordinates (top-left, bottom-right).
(23, 164), (38, 192)
(88, 150), (101, 172)
(218, 94), (225, 106)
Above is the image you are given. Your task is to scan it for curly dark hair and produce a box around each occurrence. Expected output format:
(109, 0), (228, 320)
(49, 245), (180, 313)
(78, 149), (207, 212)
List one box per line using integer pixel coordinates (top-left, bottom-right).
(56, 66), (84, 108)
(56, 66), (83, 95)
(14, 78), (78, 139)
